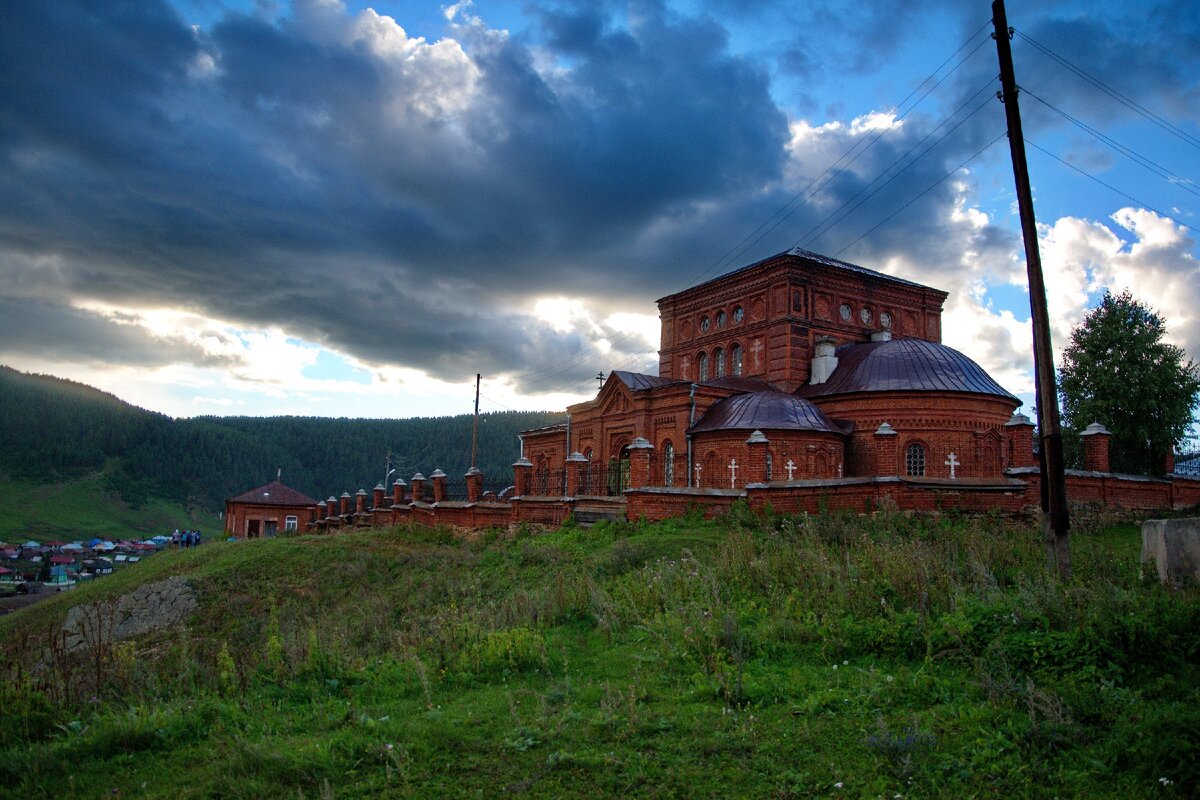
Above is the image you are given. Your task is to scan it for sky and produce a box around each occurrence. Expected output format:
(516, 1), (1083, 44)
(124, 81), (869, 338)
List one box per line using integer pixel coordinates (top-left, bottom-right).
(1, 0), (1198, 424)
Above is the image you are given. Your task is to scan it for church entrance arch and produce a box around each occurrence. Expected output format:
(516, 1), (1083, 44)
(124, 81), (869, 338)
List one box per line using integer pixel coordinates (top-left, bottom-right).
(607, 445), (631, 495)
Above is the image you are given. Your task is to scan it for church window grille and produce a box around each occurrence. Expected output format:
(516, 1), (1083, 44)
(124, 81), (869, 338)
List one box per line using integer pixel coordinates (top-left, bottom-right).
(905, 443), (926, 477)
(731, 344), (743, 376)
(698, 352), (709, 381)
(714, 348), (726, 377)
(766, 452), (773, 481)
(663, 441), (675, 486)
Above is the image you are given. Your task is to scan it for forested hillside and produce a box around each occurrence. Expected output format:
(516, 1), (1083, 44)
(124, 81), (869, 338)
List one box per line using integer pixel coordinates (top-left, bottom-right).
(0, 366), (563, 512)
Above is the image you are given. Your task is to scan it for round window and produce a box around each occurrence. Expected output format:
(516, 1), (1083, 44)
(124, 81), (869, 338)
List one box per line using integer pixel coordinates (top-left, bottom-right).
(733, 306), (744, 323)
(880, 311), (893, 329)
(700, 316), (711, 333)
(839, 303), (852, 322)
(859, 307), (872, 325)
(716, 311), (727, 328)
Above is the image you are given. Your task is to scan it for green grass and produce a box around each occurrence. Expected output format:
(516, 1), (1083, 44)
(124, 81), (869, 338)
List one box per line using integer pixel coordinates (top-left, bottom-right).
(0, 474), (222, 543)
(1, 507), (1197, 799)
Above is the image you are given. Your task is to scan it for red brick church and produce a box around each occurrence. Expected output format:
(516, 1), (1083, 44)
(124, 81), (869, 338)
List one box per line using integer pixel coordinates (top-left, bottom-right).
(519, 248), (1031, 496)
(225, 248), (1199, 537)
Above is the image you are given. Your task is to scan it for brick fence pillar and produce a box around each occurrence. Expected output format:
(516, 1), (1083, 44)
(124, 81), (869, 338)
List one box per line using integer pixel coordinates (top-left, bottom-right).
(326, 496), (338, 522)
(410, 473), (426, 504)
(1081, 422), (1112, 473)
(392, 478), (407, 506)
(465, 467), (483, 502)
(315, 501), (327, 527)
(372, 484), (385, 509)
(874, 422), (899, 477)
(1163, 449), (1176, 475)
(745, 430), (769, 485)
(430, 469), (447, 502)
(627, 437), (655, 489)
(339, 492), (351, 517)
(355, 489), (367, 514)
(513, 458), (532, 496)
(566, 451), (587, 496)
(1004, 412), (1036, 468)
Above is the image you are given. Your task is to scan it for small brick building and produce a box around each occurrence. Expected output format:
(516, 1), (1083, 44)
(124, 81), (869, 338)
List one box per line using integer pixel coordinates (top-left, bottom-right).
(521, 247), (1026, 492)
(225, 480), (319, 539)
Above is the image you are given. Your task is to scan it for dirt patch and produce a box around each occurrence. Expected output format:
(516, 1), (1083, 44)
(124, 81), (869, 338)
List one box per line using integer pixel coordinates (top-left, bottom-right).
(59, 576), (197, 651)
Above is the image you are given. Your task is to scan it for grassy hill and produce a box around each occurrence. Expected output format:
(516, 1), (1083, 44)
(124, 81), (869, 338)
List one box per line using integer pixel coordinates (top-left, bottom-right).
(2, 509), (1197, 798)
(0, 474), (223, 543)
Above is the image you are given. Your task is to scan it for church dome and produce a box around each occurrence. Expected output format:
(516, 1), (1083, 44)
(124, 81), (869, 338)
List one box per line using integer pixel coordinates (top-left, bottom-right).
(799, 338), (1017, 400)
(689, 391), (848, 434)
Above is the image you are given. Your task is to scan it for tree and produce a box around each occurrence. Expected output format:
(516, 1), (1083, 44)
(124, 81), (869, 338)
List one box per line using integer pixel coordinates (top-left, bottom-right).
(1058, 291), (1200, 475)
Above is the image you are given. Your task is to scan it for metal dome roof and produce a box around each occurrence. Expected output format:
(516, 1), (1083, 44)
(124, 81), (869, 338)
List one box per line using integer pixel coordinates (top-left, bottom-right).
(798, 338), (1017, 400)
(689, 391), (849, 435)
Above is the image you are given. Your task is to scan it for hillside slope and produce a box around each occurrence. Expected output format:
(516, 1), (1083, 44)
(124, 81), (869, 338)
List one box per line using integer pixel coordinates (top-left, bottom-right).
(0, 365), (563, 512)
(2, 512), (1197, 798)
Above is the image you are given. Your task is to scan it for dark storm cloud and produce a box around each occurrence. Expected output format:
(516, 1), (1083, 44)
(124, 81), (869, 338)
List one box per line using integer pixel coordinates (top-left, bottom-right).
(0, 296), (233, 368)
(0, 0), (793, 390)
(1, 0), (1196, 396)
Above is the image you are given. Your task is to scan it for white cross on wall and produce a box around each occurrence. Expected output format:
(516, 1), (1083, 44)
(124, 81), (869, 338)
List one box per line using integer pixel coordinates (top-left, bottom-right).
(945, 452), (960, 479)
(729, 458), (738, 489)
(785, 459), (796, 481)
(694, 462), (702, 488)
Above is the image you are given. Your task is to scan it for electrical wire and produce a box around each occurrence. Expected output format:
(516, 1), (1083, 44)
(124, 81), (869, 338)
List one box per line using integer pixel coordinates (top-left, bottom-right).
(833, 131), (1009, 258)
(1020, 87), (1200, 198)
(1014, 29), (1200, 153)
(797, 80), (998, 251)
(1023, 137), (1197, 235)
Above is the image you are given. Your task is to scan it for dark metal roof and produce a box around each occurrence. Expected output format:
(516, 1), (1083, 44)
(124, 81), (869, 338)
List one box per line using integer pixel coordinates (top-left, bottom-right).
(797, 338), (1017, 400)
(661, 249), (939, 304)
(699, 375), (778, 392)
(611, 371), (685, 391)
(227, 480), (318, 507)
(690, 391), (850, 435)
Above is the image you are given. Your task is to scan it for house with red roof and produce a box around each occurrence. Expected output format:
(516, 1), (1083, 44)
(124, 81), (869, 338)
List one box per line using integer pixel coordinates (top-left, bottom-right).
(224, 480), (319, 539)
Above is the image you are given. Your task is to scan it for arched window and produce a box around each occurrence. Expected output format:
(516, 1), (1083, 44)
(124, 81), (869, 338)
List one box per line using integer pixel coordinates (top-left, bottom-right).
(731, 343), (743, 376)
(905, 443), (926, 477)
(766, 451), (773, 481)
(698, 352), (709, 381)
(714, 348), (725, 377)
(663, 441), (675, 486)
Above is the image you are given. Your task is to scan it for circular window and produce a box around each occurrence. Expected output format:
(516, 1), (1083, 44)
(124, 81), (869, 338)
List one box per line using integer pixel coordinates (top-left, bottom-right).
(880, 311), (893, 329)
(716, 311), (727, 328)
(839, 303), (852, 322)
(860, 307), (872, 325)
(700, 316), (710, 333)
(733, 306), (744, 323)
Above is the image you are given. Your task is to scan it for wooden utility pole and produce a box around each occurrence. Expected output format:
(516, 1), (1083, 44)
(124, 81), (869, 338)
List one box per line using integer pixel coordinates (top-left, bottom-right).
(471, 373), (481, 469)
(992, 0), (1071, 579)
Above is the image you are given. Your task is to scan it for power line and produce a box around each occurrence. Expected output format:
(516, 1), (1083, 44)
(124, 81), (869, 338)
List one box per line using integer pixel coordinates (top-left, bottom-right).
(1020, 87), (1200, 198)
(502, 19), (999, 401)
(798, 80), (998, 251)
(674, 19), (997, 293)
(1023, 137), (1198, 235)
(833, 131), (1009, 258)
(1014, 29), (1200, 153)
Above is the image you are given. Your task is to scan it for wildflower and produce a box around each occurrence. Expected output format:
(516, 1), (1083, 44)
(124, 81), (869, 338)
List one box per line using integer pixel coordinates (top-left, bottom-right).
(886, 675), (894, 682)
(1159, 777), (1173, 786)
(834, 782), (844, 789)
(385, 744), (394, 751)
(843, 660), (849, 665)
(832, 664), (838, 670)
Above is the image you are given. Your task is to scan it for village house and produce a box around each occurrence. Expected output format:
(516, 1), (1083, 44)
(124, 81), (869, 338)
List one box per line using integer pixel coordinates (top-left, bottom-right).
(224, 480), (320, 538)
